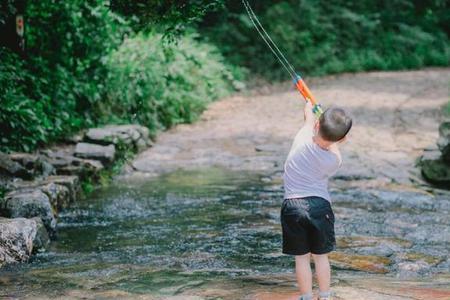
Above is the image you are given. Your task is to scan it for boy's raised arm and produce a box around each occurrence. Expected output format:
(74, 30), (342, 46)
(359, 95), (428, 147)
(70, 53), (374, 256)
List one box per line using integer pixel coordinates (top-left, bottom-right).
(303, 101), (315, 126)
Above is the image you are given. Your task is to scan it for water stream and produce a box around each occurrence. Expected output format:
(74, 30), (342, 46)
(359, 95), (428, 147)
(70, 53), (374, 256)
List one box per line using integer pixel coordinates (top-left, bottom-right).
(0, 167), (449, 299)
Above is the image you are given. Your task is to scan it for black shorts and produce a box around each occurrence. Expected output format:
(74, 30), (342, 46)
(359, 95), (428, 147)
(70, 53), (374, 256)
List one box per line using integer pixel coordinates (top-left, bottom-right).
(281, 196), (336, 255)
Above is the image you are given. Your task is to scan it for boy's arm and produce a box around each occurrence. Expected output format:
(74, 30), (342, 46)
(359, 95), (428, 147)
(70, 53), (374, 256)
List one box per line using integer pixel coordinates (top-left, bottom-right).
(303, 101), (315, 126)
(288, 102), (316, 157)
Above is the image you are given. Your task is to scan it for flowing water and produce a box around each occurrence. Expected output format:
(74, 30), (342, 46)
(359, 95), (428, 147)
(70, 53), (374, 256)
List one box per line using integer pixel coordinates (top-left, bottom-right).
(1, 167), (449, 299)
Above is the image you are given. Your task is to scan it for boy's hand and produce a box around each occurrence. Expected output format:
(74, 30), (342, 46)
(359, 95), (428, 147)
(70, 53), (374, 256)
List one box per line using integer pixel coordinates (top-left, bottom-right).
(304, 101), (315, 125)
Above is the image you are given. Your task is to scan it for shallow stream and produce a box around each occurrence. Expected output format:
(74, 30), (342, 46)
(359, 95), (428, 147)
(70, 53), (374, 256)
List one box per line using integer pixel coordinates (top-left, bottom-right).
(1, 167), (449, 299)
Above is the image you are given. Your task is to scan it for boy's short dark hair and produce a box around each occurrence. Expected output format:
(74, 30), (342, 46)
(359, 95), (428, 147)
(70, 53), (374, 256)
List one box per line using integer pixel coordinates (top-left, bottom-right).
(319, 106), (352, 142)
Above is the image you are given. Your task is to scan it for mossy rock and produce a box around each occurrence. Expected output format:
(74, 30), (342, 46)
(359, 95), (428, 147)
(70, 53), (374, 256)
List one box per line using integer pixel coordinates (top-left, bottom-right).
(438, 121), (450, 163)
(438, 120), (450, 139)
(329, 252), (391, 273)
(421, 158), (450, 187)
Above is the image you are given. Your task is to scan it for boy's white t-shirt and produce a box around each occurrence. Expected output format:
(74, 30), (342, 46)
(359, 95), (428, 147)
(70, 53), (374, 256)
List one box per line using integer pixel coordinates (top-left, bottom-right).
(283, 123), (341, 202)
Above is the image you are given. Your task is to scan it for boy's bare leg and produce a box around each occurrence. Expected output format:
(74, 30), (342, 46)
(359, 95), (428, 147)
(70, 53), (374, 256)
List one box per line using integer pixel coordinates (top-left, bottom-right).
(312, 254), (331, 297)
(295, 254), (313, 297)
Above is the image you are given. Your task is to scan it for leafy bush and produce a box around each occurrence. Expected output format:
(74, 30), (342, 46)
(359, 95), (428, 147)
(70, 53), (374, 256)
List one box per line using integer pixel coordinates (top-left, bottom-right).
(0, 0), (129, 152)
(103, 32), (237, 133)
(201, 0), (450, 79)
(0, 48), (50, 151)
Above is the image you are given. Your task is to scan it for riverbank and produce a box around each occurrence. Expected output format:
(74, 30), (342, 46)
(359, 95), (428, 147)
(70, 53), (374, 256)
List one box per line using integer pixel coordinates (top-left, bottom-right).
(0, 125), (152, 267)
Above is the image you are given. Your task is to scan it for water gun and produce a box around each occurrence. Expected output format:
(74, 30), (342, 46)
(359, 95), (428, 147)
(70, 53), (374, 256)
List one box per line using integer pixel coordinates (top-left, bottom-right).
(293, 74), (324, 117)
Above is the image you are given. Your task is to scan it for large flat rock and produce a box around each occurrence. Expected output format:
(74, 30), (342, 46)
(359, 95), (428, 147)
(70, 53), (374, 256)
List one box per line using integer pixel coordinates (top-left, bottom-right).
(43, 148), (104, 178)
(74, 142), (115, 164)
(85, 125), (151, 149)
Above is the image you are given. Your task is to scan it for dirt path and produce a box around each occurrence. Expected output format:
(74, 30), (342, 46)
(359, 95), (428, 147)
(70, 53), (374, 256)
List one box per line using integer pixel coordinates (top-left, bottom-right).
(129, 69), (450, 300)
(132, 69), (449, 185)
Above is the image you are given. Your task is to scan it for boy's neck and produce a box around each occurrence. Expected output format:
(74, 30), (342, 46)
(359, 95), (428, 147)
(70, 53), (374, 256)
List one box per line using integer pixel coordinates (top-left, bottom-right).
(313, 135), (334, 150)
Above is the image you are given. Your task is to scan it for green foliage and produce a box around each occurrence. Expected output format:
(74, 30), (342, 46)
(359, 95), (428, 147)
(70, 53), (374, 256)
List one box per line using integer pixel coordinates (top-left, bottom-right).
(25, 0), (128, 131)
(201, 0), (450, 78)
(110, 0), (225, 36)
(0, 0), (129, 152)
(0, 48), (50, 151)
(102, 32), (236, 133)
(2, 0), (449, 153)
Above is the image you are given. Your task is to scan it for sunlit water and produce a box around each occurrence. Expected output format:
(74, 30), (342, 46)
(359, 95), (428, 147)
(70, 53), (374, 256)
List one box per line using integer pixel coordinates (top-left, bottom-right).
(0, 168), (294, 298)
(1, 167), (449, 299)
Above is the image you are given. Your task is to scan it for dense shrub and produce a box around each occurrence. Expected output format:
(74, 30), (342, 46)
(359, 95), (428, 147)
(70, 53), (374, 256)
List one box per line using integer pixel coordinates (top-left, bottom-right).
(0, 1), (128, 152)
(0, 48), (50, 151)
(201, 0), (450, 79)
(103, 33), (238, 133)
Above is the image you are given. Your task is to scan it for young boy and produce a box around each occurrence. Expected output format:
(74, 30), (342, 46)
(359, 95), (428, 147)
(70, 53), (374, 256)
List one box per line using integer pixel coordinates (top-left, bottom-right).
(281, 101), (352, 300)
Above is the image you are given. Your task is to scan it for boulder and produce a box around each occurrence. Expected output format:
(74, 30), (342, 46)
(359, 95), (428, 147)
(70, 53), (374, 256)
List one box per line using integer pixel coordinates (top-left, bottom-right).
(11, 181), (71, 211)
(85, 125), (151, 150)
(439, 120), (450, 139)
(30, 217), (50, 252)
(0, 190), (57, 235)
(421, 157), (450, 187)
(74, 142), (115, 164)
(437, 136), (450, 163)
(39, 182), (71, 210)
(0, 217), (49, 267)
(0, 152), (31, 179)
(45, 175), (80, 203)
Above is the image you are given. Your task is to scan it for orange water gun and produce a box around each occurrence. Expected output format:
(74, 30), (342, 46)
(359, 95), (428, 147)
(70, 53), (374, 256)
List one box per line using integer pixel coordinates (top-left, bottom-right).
(294, 74), (323, 117)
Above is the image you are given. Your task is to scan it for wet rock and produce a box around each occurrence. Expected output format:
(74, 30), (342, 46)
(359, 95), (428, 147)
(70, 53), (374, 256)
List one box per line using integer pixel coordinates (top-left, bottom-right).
(0, 190), (57, 234)
(39, 182), (71, 210)
(421, 149), (442, 162)
(0, 152), (31, 179)
(45, 175), (80, 203)
(11, 181), (71, 211)
(439, 120), (450, 138)
(438, 120), (450, 157)
(337, 236), (412, 257)
(396, 252), (443, 277)
(75, 142), (115, 164)
(53, 157), (103, 177)
(9, 153), (56, 178)
(398, 252), (443, 266)
(30, 217), (50, 251)
(337, 236), (413, 249)
(421, 158), (450, 186)
(0, 217), (49, 267)
(43, 148), (104, 178)
(85, 125), (151, 150)
(397, 261), (432, 276)
(329, 252), (391, 273)
(10, 153), (40, 175)
(66, 132), (84, 144)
